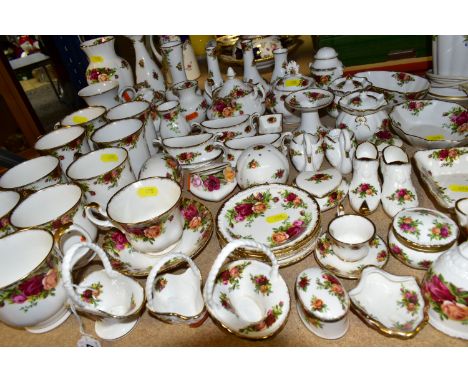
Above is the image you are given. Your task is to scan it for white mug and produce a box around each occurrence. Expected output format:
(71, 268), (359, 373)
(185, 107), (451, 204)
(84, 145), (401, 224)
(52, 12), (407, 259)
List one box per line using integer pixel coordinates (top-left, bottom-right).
(0, 191), (21, 238)
(78, 80), (121, 109)
(66, 147), (136, 208)
(91, 119), (150, 178)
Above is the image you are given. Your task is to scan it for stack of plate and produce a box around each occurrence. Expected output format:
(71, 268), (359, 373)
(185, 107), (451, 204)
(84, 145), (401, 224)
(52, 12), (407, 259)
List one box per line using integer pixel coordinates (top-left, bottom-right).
(426, 70), (468, 102)
(216, 183), (321, 266)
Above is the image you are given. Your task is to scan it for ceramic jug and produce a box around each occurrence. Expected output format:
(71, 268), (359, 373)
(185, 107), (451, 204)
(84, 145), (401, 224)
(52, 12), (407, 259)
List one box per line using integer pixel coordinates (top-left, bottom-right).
(422, 241), (468, 340)
(172, 80), (208, 125)
(156, 100), (192, 139)
(81, 36), (133, 91)
(271, 48), (288, 84)
(126, 35), (165, 92)
(241, 39), (270, 91)
(288, 132), (324, 172)
(324, 128), (356, 175)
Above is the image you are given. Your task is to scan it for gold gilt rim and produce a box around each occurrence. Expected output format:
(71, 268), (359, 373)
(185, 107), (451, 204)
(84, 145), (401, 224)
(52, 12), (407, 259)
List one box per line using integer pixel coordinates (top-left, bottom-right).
(391, 225), (458, 253)
(327, 214), (376, 248)
(35, 127), (86, 153)
(80, 36), (114, 49)
(349, 282), (429, 340)
(105, 100), (151, 121)
(78, 81), (119, 97)
(455, 198), (468, 217)
(0, 191), (21, 220)
(0, 228), (56, 290)
(60, 106), (107, 127)
(91, 119), (144, 147)
(94, 283), (146, 320)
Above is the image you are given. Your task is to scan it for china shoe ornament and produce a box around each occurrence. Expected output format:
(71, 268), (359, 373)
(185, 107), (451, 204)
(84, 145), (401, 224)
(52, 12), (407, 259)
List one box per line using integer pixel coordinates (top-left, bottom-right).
(266, 61), (314, 125)
(0, 229), (72, 333)
(287, 132), (324, 173)
(349, 142), (381, 215)
(62, 242), (145, 340)
(81, 36), (133, 91)
(270, 48), (288, 84)
(236, 144), (289, 189)
(381, 145), (419, 217)
(284, 89), (333, 134)
(388, 207), (459, 270)
(146, 252), (207, 326)
(241, 39), (270, 92)
(156, 100), (192, 140)
(309, 47), (344, 89)
(139, 152), (182, 184)
(324, 128), (357, 176)
(203, 239), (290, 340)
(349, 267), (428, 339)
(207, 67), (266, 120)
(188, 162), (237, 202)
(422, 241), (468, 340)
(337, 91), (389, 142)
(204, 43), (223, 106)
(327, 75), (372, 118)
(125, 35), (165, 93)
(171, 80), (208, 125)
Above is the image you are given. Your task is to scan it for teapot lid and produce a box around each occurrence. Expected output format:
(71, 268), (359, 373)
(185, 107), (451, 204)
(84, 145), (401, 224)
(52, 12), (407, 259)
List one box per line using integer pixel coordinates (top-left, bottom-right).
(392, 207), (459, 250)
(314, 47), (338, 60)
(329, 76), (372, 96)
(339, 90), (388, 115)
(216, 67), (252, 99)
(296, 267), (349, 321)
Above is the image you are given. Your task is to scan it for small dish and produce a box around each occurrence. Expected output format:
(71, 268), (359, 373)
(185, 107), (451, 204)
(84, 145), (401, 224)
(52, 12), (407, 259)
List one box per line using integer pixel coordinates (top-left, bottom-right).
(314, 233), (388, 280)
(102, 198), (213, 277)
(414, 147), (468, 209)
(390, 100), (468, 149)
(355, 71), (429, 105)
(349, 267), (428, 339)
(188, 163), (237, 202)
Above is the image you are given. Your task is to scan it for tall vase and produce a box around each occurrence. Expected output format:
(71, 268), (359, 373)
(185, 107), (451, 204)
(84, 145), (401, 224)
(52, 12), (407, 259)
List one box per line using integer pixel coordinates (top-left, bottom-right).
(241, 39), (269, 91)
(81, 36), (134, 90)
(160, 39), (188, 86)
(181, 36), (201, 80)
(206, 45), (223, 90)
(271, 48), (288, 84)
(126, 35), (165, 92)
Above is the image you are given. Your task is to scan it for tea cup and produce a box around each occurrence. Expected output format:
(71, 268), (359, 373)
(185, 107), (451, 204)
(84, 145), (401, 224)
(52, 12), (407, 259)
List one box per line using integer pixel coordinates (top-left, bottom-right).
(78, 80), (121, 109)
(91, 119), (150, 178)
(0, 191), (21, 238)
(327, 213), (376, 262)
(35, 126), (91, 174)
(85, 177), (184, 254)
(0, 155), (64, 196)
(258, 114), (283, 135)
(66, 147), (136, 208)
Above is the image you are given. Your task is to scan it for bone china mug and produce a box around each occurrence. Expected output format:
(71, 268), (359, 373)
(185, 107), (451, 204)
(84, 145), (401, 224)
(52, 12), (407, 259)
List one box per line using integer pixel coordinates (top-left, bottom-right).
(85, 177), (184, 253)
(0, 229), (70, 332)
(327, 213), (376, 262)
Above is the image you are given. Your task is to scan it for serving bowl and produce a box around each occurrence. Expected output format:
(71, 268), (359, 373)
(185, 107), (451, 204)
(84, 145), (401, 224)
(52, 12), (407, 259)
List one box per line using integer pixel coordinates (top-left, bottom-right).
(390, 100), (468, 149)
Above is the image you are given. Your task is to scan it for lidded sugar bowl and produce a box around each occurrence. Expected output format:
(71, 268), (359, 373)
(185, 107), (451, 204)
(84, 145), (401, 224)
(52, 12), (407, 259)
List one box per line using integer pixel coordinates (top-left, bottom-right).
(309, 47), (344, 89)
(388, 207), (459, 270)
(296, 267), (350, 339)
(327, 75), (372, 118)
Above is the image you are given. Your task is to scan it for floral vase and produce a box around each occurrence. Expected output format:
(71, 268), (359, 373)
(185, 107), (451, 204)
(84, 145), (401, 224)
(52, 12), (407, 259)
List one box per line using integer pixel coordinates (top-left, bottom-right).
(81, 36), (134, 91)
(271, 48), (288, 84)
(241, 39), (269, 91)
(172, 80), (207, 125)
(160, 39), (188, 86)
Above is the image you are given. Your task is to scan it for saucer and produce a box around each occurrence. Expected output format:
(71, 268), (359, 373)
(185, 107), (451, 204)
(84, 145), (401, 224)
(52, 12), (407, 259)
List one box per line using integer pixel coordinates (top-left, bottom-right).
(25, 305), (71, 334)
(102, 198), (214, 277)
(314, 233), (389, 279)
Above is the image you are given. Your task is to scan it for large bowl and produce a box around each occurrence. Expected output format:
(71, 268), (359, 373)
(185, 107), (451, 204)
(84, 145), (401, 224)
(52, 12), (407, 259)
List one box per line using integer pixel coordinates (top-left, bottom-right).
(389, 100), (468, 149)
(355, 71), (429, 105)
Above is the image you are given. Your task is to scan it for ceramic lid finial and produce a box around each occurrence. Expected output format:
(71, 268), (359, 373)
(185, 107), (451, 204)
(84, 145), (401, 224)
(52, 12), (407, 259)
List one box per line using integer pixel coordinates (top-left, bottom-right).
(227, 67), (236, 79)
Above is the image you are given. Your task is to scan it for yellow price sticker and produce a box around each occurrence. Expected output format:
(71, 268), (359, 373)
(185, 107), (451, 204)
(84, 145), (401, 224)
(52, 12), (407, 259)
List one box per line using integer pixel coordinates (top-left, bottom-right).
(90, 56), (104, 63)
(72, 116), (89, 124)
(448, 184), (468, 193)
(265, 213), (289, 224)
(137, 186), (158, 198)
(285, 78), (302, 87)
(100, 153), (119, 163)
(425, 134), (445, 141)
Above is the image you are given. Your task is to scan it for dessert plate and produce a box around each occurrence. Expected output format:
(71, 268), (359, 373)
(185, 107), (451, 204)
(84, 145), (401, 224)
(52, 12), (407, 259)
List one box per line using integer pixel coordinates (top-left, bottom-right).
(314, 233), (389, 279)
(102, 198), (213, 277)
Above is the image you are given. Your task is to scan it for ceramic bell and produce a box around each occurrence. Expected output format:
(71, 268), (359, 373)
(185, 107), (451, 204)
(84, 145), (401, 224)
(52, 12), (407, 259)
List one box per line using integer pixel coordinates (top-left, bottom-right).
(146, 252), (207, 327)
(62, 242), (145, 340)
(203, 239), (290, 340)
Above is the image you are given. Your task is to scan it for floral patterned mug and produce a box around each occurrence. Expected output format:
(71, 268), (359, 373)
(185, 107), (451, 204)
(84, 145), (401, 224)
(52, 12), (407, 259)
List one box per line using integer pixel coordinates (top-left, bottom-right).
(0, 191), (21, 238)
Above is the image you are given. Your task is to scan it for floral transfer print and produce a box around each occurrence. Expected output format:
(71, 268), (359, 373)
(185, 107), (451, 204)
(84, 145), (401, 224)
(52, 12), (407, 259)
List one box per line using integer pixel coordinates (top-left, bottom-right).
(397, 215), (422, 239)
(216, 261), (251, 291)
(397, 286), (420, 316)
(219, 292), (235, 314)
(311, 296), (328, 313)
(86, 67), (117, 83)
(423, 268), (468, 323)
(324, 190), (344, 208)
(180, 199), (211, 233)
(348, 96), (362, 107)
(304, 91), (327, 102)
(316, 273), (347, 309)
(239, 301), (284, 334)
(267, 215), (311, 247)
(154, 277), (167, 292)
(402, 100), (431, 116)
(248, 159), (259, 169)
(428, 148), (468, 167)
(0, 259), (59, 313)
(386, 188), (416, 205)
(103, 230), (131, 255)
(392, 72), (415, 86)
(280, 190), (307, 209)
(312, 74), (332, 87)
(94, 166), (124, 189)
(297, 274), (310, 291)
(225, 191), (272, 228)
(191, 166), (235, 192)
(80, 282), (103, 307)
(116, 132), (140, 150)
(250, 274), (272, 296)
(0, 216), (14, 236)
(45, 166), (63, 184)
(272, 169), (285, 180)
(210, 86), (246, 118)
(306, 173), (332, 183)
(428, 219), (452, 241)
(176, 151), (201, 164)
(352, 183), (378, 199)
(442, 106), (468, 134)
(316, 236), (332, 257)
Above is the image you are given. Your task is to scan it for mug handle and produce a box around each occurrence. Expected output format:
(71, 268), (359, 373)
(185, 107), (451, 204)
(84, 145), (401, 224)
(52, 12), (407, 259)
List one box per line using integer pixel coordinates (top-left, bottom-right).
(61, 242), (121, 310)
(145, 252), (201, 312)
(118, 86), (136, 103)
(249, 112), (260, 134)
(203, 239), (279, 315)
(84, 203), (115, 230)
(53, 222), (93, 258)
(191, 122), (203, 135)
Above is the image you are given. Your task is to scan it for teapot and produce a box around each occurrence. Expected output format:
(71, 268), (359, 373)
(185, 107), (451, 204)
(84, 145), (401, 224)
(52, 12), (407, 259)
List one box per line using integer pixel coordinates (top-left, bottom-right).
(62, 242), (145, 340)
(146, 252), (207, 327)
(236, 143), (289, 189)
(207, 67), (266, 120)
(287, 131), (324, 173)
(203, 239), (290, 339)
